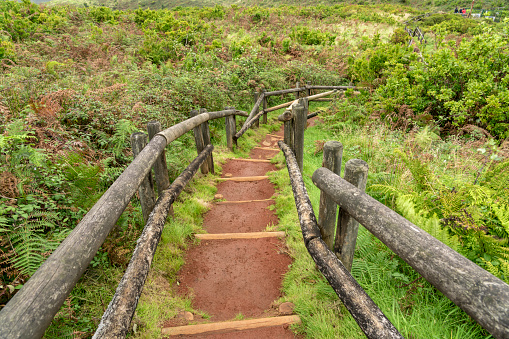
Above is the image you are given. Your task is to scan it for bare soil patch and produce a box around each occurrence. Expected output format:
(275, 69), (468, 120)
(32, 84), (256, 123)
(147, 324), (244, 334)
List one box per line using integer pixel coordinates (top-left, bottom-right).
(203, 201), (278, 234)
(215, 180), (275, 201)
(176, 238), (291, 321)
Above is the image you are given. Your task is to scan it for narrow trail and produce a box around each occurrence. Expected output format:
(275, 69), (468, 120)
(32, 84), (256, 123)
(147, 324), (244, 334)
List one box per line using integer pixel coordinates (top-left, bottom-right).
(161, 126), (302, 338)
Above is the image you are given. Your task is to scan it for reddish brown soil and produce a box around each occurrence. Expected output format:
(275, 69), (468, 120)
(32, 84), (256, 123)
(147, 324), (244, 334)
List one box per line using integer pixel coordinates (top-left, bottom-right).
(182, 325), (297, 338)
(221, 160), (276, 177)
(203, 201), (278, 233)
(169, 124), (300, 338)
(215, 180), (275, 201)
(249, 148), (280, 160)
(177, 238), (291, 321)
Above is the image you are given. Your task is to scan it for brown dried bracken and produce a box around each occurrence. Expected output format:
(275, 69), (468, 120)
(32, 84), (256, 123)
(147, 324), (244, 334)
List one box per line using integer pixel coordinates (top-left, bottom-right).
(0, 171), (19, 199)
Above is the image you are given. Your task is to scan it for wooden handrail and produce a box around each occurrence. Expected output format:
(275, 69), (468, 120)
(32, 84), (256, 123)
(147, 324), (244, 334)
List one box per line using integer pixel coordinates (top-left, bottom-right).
(312, 167), (509, 338)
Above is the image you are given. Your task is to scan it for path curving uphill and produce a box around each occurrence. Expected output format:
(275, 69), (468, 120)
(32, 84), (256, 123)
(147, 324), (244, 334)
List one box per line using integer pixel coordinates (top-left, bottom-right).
(162, 127), (302, 338)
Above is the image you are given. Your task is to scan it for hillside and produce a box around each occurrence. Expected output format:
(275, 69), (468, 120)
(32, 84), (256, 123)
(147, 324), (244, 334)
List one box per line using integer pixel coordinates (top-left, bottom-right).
(43, 0), (509, 13)
(1, 0), (509, 337)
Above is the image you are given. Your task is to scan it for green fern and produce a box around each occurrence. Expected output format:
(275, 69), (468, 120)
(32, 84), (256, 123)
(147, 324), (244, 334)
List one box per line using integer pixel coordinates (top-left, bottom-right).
(396, 195), (460, 252)
(478, 158), (509, 195)
(394, 149), (434, 192)
(9, 211), (61, 276)
(479, 257), (509, 282)
(111, 119), (139, 159)
(492, 203), (509, 236)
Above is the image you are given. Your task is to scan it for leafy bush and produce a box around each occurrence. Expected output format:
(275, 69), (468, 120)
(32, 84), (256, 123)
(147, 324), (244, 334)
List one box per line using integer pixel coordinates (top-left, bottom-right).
(372, 31), (509, 138)
(290, 26), (336, 46)
(0, 40), (15, 61)
(390, 27), (409, 45)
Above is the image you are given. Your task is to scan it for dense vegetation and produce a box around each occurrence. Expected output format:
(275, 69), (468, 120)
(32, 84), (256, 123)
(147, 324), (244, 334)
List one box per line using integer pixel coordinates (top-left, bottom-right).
(1, 0), (508, 337)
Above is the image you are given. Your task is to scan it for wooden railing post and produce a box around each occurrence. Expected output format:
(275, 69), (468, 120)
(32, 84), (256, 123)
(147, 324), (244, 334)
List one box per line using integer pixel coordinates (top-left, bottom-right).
(200, 108), (214, 174)
(293, 102), (306, 172)
(190, 109), (209, 174)
(283, 113), (294, 154)
(334, 159), (368, 271)
(306, 81), (311, 97)
(147, 121), (170, 195)
(295, 81), (300, 100)
(318, 141), (343, 251)
(253, 91), (260, 128)
(225, 106), (236, 151)
(130, 132), (156, 222)
(261, 90), (267, 124)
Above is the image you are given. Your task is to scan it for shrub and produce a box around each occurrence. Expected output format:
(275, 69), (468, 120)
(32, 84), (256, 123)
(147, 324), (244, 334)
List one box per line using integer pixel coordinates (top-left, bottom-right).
(290, 26), (336, 46)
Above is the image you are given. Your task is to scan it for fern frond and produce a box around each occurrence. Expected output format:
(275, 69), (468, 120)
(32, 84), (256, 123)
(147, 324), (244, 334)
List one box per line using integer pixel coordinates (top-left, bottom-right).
(480, 158), (509, 194)
(369, 184), (402, 196)
(9, 211), (59, 276)
(492, 203), (509, 236)
(396, 195), (460, 252)
(476, 232), (509, 260)
(394, 149), (434, 192)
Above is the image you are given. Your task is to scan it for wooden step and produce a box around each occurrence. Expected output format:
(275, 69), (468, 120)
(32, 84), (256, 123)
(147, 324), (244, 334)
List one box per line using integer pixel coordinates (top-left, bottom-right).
(254, 147), (280, 151)
(218, 176), (268, 182)
(195, 232), (285, 240)
(215, 198), (274, 205)
(231, 158), (271, 163)
(161, 315), (301, 336)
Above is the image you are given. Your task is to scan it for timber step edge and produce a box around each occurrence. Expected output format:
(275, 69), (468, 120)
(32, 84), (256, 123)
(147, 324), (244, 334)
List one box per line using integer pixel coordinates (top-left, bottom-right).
(215, 198), (274, 205)
(161, 315), (301, 336)
(254, 147), (281, 151)
(218, 176), (268, 182)
(195, 231), (286, 240)
(230, 158), (271, 163)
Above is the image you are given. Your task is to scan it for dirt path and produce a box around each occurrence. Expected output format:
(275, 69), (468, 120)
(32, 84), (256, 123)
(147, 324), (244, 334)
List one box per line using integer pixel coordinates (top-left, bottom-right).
(161, 127), (301, 338)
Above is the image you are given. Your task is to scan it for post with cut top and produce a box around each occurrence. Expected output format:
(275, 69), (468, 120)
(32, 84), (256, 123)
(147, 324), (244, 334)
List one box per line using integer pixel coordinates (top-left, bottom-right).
(335, 159), (368, 271)
(147, 120), (173, 217)
(147, 121), (170, 195)
(130, 132), (156, 222)
(283, 112), (294, 154)
(318, 141), (343, 251)
(253, 92), (260, 128)
(225, 107), (236, 151)
(295, 81), (300, 100)
(292, 102), (306, 172)
(262, 89), (267, 124)
(200, 108), (214, 174)
(190, 109), (209, 174)
(306, 81), (311, 97)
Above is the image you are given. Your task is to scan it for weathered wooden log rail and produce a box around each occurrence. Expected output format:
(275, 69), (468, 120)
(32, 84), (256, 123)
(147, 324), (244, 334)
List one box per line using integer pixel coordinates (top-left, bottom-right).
(312, 168), (509, 339)
(0, 84), (351, 339)
(275, 98), (509, 338)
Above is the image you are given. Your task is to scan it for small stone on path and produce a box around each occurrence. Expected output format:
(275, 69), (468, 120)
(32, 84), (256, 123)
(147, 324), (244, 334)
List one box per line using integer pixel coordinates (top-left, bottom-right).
(262, 141), (271, 146)
(225, 173), (233, 177)
(214, 194), (223, 200)
(278, 302), (295, 315)
(177, 311), (194, 322)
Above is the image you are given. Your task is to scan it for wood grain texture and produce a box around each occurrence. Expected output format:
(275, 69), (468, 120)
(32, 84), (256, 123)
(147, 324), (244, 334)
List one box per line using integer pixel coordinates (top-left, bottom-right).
(195, 232), (285, 240)
(217, 176), (268, 182)
(215, 199), (274, 205)
(161, 315), (301, 336)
